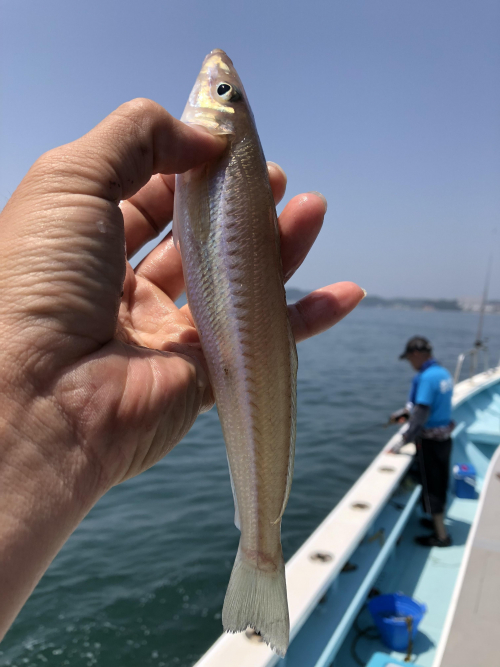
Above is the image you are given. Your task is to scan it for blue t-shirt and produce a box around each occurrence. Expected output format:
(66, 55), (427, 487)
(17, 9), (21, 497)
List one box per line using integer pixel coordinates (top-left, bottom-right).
(408, 359), (453, 428)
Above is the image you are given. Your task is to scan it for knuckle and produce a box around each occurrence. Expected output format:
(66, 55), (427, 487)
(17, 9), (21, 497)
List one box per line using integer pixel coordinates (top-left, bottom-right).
(111, 99), (169, 167)
(32, 147), (64, 176)
(117, 98), (164, 126)
(18, 147), (74, 196)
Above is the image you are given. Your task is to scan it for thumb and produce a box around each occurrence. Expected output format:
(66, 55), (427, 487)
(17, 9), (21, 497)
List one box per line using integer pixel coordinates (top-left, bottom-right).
(60, 98), (227, 202)
(9, 98), (227, 208)
(0, 100), (226, 369)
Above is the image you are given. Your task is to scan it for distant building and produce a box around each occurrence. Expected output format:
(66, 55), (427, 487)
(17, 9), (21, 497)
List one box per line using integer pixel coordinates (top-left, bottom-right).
(458, 297), (500, 314)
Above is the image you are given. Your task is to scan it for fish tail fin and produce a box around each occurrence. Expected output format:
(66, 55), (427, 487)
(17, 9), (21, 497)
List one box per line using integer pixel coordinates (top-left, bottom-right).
(222, 546), (289, 657)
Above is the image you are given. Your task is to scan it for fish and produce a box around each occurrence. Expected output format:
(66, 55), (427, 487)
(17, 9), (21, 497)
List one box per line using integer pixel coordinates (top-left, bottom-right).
(173, 49), (298, 656)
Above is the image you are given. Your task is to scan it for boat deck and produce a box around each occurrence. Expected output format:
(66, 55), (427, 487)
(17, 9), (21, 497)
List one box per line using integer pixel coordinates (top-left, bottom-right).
(335, 369), (500, 667)
(192, 369), (500, 667)
(334, 494), (479, 666)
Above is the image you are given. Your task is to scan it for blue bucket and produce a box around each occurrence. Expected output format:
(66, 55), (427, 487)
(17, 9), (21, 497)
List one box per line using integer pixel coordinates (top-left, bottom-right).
(453, 464), (476, 499)
(368, 593), (426, 652)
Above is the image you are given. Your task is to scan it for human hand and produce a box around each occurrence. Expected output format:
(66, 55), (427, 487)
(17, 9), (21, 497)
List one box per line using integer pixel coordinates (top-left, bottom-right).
(387, 429), (411, 454)
(388, 443), (401, 455)
(0, 98), (364, 494)
(0, 99), (364, 635)
(389, 408), (410, 424)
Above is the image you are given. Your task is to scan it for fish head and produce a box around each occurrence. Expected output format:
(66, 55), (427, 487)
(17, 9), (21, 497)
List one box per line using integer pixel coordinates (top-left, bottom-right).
(181, 49), (252, 136)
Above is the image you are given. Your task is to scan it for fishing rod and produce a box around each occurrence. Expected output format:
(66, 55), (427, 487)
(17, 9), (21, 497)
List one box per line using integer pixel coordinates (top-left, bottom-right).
(454, 233), (497, 383)
(469, 247), (494, 377)
(474, 252), (493, 349)
(335, 420), (400, 437)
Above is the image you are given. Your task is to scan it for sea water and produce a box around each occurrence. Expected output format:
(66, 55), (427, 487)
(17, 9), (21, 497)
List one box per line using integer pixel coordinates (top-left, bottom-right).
(2, 308), (499, 667)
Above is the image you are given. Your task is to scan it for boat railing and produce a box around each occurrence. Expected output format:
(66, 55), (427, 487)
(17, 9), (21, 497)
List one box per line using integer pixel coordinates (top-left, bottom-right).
(454, 343), (489, 385)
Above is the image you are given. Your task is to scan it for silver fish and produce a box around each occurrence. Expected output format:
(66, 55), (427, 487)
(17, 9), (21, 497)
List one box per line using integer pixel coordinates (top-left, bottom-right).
(173, 49), (297, 656)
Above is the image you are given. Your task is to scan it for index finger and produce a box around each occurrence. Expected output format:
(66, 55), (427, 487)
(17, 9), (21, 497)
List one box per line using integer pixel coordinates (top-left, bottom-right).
(123, 162), (288, 259)
(121, 174), (175, 259)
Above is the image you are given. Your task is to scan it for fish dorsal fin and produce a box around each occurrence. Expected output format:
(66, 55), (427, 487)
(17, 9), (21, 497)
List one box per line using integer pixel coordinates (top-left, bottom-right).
(226, 455), (241, 531)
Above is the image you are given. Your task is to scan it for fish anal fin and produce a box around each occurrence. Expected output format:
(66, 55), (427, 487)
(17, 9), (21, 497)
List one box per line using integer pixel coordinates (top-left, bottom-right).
(227, 455), (241, 531)
(271, 328), (298, 525)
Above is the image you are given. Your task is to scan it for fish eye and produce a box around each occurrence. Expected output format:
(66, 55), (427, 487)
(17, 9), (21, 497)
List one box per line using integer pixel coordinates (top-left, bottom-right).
(216, 82), (241, 102)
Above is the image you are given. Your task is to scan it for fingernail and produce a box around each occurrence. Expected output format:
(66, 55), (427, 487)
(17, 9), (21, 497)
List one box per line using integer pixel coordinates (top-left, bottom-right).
(267, 161), (287, 185)
(361, 288), (367, 298)
(308, 191), (327, 212)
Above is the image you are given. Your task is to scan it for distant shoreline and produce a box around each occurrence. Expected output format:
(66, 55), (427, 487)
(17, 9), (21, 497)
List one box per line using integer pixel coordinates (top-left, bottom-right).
(286, 288), (500, 314)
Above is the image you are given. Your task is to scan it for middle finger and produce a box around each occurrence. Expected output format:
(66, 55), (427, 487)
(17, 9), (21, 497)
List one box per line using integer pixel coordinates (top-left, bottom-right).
(123, 162), (288, 260)
(135, 190), (327, 302)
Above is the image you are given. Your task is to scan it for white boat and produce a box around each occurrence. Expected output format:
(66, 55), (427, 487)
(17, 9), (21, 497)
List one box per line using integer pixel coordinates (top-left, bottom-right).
(192, 355), (500, 667)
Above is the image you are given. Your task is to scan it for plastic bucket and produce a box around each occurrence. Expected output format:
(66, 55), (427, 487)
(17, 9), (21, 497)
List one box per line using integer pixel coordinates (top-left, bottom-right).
(453, 464), (476, 499)
(368, 593), (426, 652)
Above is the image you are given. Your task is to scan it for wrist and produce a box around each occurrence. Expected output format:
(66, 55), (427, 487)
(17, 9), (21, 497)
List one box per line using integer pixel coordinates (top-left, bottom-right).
(0, 393), (103, 639)
(0, 388), (103, 516)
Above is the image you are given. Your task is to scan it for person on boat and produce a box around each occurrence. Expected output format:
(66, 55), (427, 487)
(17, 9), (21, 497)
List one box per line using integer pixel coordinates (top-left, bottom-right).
(0, 99), (365, 640)
(389, 336), (454, 548)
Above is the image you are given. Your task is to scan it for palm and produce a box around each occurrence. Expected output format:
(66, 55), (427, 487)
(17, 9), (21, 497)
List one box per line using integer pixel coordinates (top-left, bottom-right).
(65, 167), (362, 485)
(119, 261), (199, 351)
(2, 105), (363, 490)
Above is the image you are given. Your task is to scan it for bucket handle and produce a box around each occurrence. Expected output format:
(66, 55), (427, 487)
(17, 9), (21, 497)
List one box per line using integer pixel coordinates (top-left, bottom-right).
(404, 616), (413, 662)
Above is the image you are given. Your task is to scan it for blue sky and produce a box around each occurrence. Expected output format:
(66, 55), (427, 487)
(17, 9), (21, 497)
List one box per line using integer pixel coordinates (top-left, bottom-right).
(1, 0), (499, 299)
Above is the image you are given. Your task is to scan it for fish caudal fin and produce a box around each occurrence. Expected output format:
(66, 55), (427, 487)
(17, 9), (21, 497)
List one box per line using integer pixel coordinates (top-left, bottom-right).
(222, 547), (289, 657)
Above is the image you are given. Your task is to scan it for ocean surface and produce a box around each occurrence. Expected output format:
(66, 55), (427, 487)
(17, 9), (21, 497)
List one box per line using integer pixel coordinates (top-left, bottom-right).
(1, 307), (499, 667)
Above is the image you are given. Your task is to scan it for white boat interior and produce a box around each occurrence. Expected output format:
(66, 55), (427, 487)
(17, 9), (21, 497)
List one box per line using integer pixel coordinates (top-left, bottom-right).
(193, 367), (500, 667)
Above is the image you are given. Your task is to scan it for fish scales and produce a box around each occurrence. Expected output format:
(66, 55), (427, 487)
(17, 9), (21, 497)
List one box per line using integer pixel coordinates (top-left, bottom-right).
(173, 49), (297, 656)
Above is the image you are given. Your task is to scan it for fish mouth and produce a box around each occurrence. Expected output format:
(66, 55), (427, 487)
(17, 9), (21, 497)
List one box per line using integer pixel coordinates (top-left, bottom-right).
(207, 48), (232, 61)
(203, 48), (235, 69)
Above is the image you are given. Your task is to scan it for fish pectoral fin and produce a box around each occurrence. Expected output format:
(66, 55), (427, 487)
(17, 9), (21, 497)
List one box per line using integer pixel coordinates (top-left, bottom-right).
(172, 208), (181, 254)
(187, 164), (212, 243)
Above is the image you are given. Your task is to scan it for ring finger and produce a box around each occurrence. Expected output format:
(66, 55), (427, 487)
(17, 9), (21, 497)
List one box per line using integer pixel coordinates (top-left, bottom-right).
(135, 190), (326, 301)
